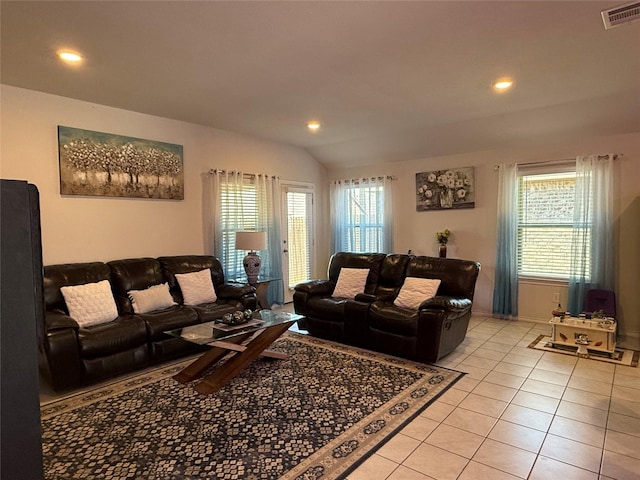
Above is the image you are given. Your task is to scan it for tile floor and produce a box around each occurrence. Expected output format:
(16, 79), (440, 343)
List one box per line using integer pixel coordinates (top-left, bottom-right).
(346, 315), (640, 480)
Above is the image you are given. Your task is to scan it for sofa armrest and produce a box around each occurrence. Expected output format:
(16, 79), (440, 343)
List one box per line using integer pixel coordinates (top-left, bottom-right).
(216, 283), (255, 299)
(294, 280), (334, 297)
(354, 293), (377, 303)
(42, 311), (82, 391)
(418, 296), (472, 312)
(216, 283), (257, 310)
(45, 310), (79, 331)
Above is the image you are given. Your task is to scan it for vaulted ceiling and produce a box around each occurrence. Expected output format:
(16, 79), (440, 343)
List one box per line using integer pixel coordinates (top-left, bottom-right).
(2, 1), (639, 168)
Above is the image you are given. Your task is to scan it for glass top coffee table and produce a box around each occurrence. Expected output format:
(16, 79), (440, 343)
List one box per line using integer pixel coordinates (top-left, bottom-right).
(166, 309), (304, 395)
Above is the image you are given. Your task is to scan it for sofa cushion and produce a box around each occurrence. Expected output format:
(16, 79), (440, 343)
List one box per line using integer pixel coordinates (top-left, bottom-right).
(60, 280), (119, 327)
(307, 296), (348, 320)
(333, 268), (369, 299)
(327, 252), (386, 295)
(373, 254), (411, 298)
(394, 278), (441, 309)
(369, 303), (419, 336)
(406, 256), (481, 300)
(77, 316), (148, 358)
(128, 283), (176, 314)
(108, 258), (165, 315)
(158, 255), (226, 303)
(175, 268), (217, 305)
(44, 262), (111, 312)
(140, 305), (200, 340)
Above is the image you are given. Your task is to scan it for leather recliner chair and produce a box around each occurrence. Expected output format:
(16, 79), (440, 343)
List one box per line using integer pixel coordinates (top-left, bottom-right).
(293, 252), (480, 363)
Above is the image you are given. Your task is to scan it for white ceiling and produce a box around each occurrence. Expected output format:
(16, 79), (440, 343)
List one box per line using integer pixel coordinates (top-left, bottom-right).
(2, 1), (639, 168)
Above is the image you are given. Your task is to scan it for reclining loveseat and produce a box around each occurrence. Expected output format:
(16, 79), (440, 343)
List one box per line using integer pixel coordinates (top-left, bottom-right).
(41, 255), (256, 391)
(293, 252), (480, 363)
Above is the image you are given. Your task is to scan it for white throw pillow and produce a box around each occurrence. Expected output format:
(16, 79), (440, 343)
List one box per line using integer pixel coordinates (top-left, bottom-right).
(60, 280), (119, 327)
(394, 277), (441, 309)
(332, 268), (369, 298)
(175, 268), (217, 305)
(128, 283), (176, 314)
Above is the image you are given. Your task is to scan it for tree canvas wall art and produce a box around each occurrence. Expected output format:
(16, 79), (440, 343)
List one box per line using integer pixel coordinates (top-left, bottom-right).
(58, 126), (184, 200)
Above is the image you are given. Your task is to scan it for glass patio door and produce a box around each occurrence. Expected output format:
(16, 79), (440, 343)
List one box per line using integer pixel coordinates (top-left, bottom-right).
(281, 184), (314, 303)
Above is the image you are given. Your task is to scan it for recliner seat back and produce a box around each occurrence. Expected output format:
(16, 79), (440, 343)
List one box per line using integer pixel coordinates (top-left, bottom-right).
(327, 252), (386, 295)
(158, 255), (226, 304)
(43, 262), (112, 314)
(108, 258), (165, 315)
(371, 254), (411, 299)
(405, 256), (480, 300)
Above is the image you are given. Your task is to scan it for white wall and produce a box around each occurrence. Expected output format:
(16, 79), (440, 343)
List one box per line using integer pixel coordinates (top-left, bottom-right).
(2, 85), (638, 338)
(0, 86), (329, 279)
(327, 133), (640, 339)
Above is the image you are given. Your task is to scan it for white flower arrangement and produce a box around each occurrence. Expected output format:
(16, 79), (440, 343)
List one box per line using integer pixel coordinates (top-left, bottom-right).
(416, 168), (474, 210)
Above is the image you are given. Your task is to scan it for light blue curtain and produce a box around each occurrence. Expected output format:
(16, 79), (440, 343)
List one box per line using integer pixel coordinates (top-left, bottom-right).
(255, 174), (284, 306)
(492, 163), (519, 318)
(330, 180), (348, 254)
(206, 170), (284, 306)
(567, 155), (614, 315)
(331, 176), (393, 254)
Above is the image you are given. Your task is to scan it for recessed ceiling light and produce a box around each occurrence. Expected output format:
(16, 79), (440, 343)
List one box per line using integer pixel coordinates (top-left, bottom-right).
(57, 50), (83, 63)
(307, 121), (321, 131)
(493, 78), (514, 91)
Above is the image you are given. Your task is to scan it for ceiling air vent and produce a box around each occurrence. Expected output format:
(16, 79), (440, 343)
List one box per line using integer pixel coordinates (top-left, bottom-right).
(601, 2), (640, 29)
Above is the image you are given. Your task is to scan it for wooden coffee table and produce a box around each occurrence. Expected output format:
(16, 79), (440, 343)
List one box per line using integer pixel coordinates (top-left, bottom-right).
(166, 309), (304, 395)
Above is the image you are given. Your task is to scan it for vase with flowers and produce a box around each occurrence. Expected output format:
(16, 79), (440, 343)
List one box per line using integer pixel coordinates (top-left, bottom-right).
(436, 229), (451, 258)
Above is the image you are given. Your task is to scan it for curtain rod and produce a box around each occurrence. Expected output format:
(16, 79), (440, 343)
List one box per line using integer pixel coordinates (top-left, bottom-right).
(494, 153), (621, 170)
(332, 175), (396, 184)
(205, 169), (279, 179)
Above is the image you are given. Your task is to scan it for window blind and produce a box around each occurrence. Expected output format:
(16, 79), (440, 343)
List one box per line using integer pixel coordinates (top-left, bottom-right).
(220, 179), (258, 279)
(517, 171), (591, 279)
(341, 184), (384, 253)
(286, 190), (313, 287)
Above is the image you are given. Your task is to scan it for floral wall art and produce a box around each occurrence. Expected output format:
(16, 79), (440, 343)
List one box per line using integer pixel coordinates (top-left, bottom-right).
(416, 167), (475, 211)
(58, 126), (184, 199)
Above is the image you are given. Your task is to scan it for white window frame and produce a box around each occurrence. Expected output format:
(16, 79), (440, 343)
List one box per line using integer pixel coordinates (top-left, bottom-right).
(334, 181), (388, 253)
(517, 163), (591, 281)
(281, 181), (315, 292)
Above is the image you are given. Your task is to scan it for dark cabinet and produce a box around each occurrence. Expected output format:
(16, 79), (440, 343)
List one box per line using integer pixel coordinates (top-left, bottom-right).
(1, 179), (45, 479)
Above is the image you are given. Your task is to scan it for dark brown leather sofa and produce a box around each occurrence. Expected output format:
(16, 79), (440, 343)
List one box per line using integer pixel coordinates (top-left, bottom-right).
(41, 255), (256, 392)
(293, 252), (480, 363)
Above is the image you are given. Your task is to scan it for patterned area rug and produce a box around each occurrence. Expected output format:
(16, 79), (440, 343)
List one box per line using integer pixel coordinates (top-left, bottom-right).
(528, 335), (639, 367)
(41, 332), (463, 480)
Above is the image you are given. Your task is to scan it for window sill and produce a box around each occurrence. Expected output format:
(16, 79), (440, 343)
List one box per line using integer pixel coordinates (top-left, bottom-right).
(518, 276), (568, 287)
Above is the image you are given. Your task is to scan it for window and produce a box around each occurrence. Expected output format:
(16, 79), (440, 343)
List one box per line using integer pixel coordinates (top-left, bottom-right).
(343, 183), (384, 252)
(219, 179), (259, 279)
(517, 169), (590, 279)
(331, 177), (392, 253)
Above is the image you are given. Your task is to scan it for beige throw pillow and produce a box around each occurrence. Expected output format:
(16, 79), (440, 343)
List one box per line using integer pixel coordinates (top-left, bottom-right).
(128, 283), (176, 314)
(394, 277), (441, 309)
(332, 268), (369, 298)
(175, 268), (217, 305)
(60, 280), (119, 327)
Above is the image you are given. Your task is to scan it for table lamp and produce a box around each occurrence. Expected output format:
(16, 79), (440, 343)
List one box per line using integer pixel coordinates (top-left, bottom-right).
(235, 231), (266, 284)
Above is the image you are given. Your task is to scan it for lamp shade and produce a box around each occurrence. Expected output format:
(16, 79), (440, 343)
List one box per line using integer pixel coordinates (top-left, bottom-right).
(235, 231), (266, 252)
